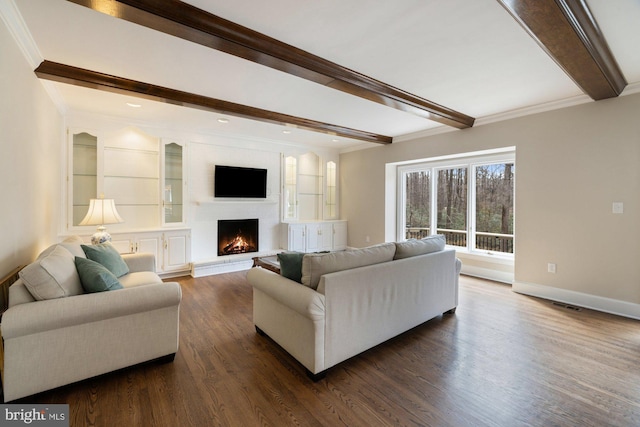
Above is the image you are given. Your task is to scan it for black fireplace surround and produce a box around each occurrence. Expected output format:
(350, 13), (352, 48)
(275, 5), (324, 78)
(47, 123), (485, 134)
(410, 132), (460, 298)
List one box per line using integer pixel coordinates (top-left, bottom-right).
(218, 219), (258, 256)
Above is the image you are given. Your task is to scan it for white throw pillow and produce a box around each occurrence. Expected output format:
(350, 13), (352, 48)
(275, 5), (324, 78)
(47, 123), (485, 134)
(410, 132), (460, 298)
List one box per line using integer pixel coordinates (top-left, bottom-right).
(19, 245), (84, 300)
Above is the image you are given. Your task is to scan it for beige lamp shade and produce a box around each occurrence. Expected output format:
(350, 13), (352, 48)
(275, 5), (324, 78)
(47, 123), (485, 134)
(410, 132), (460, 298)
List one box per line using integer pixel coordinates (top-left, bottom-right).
(80, 198), (124, 244)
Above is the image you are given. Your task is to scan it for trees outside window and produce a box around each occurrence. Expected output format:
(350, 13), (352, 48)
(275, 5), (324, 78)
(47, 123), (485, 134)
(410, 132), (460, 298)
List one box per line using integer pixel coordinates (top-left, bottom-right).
(475, 163), (514, 253)
(437, 167), (468, 248)
(400, 152), (514, 255)
(405, 170), (430, 239)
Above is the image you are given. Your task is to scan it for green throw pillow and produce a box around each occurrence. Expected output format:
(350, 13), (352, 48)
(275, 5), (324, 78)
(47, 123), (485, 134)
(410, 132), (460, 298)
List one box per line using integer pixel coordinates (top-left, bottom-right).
(277, 251), (305, 283)
(75, 257), (123, 293)
(81, 242), (129, 277)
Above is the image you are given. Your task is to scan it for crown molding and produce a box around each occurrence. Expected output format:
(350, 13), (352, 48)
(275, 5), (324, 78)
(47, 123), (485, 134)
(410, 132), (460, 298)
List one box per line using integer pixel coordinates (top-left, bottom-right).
(0, 1), (67, 114)
(393, 93), (593, 145)
(621, 81), (640, 97)
(0, 0), (42, 68)
(474, 94), (592, 126)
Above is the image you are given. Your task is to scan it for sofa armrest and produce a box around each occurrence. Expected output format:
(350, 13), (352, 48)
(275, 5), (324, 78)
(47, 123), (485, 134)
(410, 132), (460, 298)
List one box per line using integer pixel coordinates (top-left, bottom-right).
(247, 267), (325, 320)
(1, 281), (181, 339)
(122, 252), (156, 273)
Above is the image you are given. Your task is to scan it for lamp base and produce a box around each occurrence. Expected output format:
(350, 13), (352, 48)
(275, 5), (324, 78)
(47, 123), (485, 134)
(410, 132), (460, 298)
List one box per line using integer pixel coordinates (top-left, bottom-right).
(90, 230), (112, 245)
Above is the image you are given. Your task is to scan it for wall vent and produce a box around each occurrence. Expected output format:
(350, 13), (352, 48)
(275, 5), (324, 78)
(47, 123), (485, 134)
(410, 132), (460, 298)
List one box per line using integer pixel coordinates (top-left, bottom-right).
(552, 302), (582, 311)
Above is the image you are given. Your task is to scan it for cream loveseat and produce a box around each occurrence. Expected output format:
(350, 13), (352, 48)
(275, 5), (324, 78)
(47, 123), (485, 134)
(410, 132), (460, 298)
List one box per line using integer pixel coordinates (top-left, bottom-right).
(2, 236), (182, 402)
(247, 235), (461, 379)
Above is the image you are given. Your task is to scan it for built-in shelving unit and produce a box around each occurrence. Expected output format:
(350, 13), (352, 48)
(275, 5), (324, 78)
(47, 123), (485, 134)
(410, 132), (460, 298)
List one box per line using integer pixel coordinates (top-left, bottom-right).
(280, 150), (345, 252)
(103, 128), (160, 230)
(67, 126), (191, 275)
(71, 132), (97, 226)
(163, 141), (184, 225)
(282, 151), (340, 223)
(325, 161), (337, 219)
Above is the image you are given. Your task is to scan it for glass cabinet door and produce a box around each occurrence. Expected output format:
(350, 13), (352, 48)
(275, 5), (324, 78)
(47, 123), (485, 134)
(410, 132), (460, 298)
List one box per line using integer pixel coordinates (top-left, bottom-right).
(163, 142), (183, 224)
(72, 132), (97, 226)
(283, 155), (297, 220)
(325, 161), (337, 219)
(298, 152), (322, 221)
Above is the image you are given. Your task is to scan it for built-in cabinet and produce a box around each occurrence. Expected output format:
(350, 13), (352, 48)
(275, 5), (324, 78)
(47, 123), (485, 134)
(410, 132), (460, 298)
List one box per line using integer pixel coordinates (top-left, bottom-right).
(325, 161), (337, 219)
(110, 232), (161, 261)
(283, 155), (297, 220)
(67, 128), (190, 274)
(71, 132), (97, 226)
(162, 140), (185, 225)
(281, 221), (347, 252)
(331, 220), (348, 250)
(102, 128), (160, 230)
(281, 150), (345, 252)
(162, 229), (190, 273)
(282, 151), (339, 222)
(109, 229), (191, 274)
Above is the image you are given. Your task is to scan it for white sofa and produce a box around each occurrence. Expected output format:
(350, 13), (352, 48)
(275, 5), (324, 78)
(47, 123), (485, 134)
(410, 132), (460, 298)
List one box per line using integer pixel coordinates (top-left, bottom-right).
(2, 237), (182, 402)
(247, 236), (461, 379)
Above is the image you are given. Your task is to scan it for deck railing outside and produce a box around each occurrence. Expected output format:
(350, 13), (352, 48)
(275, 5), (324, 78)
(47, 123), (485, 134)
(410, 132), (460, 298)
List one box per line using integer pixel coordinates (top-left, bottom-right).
(405, 227), (514, 254)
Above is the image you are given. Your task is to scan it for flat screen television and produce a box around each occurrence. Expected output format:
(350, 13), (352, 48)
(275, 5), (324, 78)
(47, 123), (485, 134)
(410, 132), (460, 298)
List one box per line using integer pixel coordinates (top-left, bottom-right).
(214, 165), (267, 198)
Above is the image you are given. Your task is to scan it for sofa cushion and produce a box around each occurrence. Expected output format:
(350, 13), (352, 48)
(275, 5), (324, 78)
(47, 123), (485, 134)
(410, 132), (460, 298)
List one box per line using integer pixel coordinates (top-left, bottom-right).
(301, 242), (396, 290)
(75, 256), (123, 293)
(119, 271), (163, 288)
(82, 242), (129, 277)
(277, 251), (305, 283)
(394, 234), (446, 260)
(19, 245), (84, 300)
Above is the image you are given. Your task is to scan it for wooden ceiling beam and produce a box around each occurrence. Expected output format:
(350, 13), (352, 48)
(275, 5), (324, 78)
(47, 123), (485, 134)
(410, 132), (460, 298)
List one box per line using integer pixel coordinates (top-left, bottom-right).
(65, 0), (475, 129)
(35, 61), (392, 144)
(498, 0), (626, 100)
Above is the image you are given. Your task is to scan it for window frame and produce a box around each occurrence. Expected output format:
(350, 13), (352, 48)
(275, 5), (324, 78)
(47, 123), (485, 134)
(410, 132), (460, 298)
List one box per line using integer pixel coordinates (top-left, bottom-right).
(397, 150), (515, 258)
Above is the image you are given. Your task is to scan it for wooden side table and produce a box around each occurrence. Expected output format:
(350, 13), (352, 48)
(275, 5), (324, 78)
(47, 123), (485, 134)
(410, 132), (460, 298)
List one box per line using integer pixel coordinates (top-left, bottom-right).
(252, 255), (281, 274)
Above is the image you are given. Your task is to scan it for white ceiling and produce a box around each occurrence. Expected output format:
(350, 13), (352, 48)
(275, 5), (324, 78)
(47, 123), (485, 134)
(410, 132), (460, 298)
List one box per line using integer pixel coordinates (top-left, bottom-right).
(5, 0), (640, 151)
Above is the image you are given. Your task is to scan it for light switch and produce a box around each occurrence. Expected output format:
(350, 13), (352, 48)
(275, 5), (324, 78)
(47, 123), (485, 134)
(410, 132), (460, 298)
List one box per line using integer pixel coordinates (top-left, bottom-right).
(612, 202), (624, 214)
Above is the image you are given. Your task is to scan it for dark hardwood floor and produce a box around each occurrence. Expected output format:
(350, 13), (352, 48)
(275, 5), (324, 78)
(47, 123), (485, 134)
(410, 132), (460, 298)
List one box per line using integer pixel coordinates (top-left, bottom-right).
(21, 272), (640, 426)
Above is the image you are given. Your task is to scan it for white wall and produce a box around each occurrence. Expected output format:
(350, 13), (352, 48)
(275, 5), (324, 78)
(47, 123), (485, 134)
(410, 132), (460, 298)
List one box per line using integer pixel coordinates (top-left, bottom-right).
(0, 18), (63, 276)
(188, 139), (281, 262)
(341, 93), (640, 318)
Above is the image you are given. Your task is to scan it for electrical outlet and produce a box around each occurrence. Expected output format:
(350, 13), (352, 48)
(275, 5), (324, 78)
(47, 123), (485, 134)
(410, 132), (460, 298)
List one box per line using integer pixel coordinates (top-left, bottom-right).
(365, 235), (370, 243)
(548, 263), (557, 274)
(613, 202), (624, 214)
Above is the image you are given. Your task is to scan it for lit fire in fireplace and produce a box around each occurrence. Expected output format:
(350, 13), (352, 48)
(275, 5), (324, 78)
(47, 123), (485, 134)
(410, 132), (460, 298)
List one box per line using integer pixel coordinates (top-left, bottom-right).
(218, 218), (259, 256)
(221, 232), (256, 255)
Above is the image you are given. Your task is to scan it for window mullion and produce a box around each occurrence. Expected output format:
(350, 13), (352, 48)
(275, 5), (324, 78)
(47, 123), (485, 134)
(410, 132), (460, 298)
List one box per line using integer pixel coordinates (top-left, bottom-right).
(430, 166), (437, 237)
(469, 164), (476, 253)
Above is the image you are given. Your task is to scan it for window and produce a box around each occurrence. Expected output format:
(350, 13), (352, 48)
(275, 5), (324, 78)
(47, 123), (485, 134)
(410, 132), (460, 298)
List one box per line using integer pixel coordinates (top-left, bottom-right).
(437, 167), (468, 248)
(399, 151), (515, 255)
(474, 162), (514, 253)
(405, 170), (430, 239)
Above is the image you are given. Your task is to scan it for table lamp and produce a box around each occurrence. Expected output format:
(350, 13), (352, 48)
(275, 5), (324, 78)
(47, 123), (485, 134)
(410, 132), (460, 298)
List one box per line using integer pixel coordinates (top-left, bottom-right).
(79, 196), (124, 244)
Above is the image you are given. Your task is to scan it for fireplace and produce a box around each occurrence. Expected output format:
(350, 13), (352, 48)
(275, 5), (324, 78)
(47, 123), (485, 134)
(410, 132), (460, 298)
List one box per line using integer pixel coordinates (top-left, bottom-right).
(218, 219), (259, 256)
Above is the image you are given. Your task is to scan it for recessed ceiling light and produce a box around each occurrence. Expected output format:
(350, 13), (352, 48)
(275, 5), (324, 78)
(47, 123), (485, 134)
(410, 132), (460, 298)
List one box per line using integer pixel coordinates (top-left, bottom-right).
(282, 130), (292, 134)
(332, 139), (339, 142)
(217, 118), (229, 123)
(126, 102), (141, 108)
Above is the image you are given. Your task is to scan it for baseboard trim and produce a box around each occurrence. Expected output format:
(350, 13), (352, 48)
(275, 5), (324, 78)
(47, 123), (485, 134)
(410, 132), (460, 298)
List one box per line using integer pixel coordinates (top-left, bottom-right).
(461, 265), (513, 284)
(513, 281), (640, 320)
(191, 250), (279, 278)
(191, 259), (254, 278)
